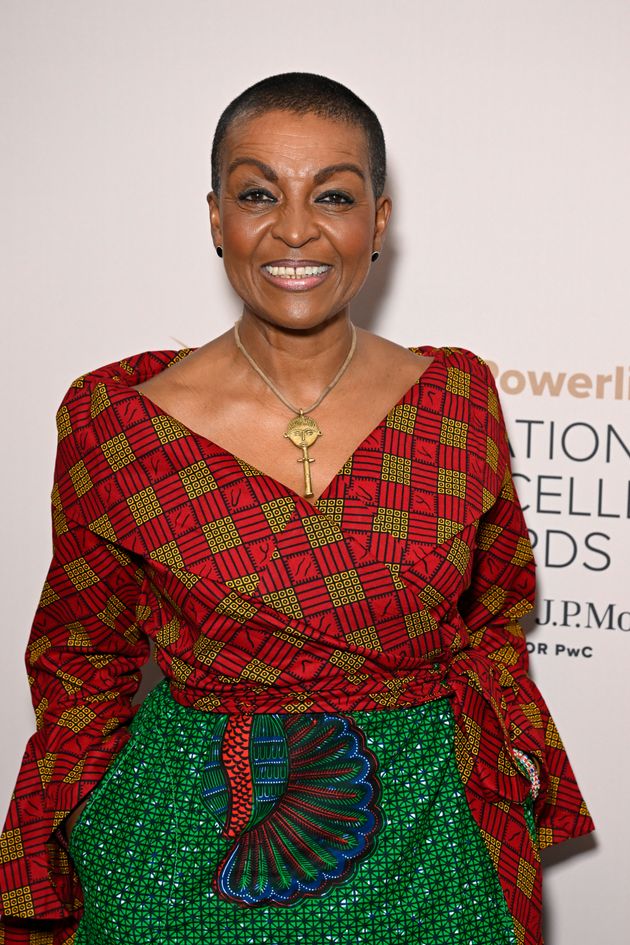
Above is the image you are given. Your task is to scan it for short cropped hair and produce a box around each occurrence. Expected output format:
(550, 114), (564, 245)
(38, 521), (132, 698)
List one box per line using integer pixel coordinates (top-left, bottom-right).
(211, 72), (386, 198)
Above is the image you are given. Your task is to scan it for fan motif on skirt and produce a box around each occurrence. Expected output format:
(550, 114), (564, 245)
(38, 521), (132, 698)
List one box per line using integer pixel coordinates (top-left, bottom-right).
(200, 712), (383, 905)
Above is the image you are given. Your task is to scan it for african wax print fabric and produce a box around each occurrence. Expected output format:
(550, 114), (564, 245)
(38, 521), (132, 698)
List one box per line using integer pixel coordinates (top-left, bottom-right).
(68, 681), (519, 945)
(0, 345), (594, 945)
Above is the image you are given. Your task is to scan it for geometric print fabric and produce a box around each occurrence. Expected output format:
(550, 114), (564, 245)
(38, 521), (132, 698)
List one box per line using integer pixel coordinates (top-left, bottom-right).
(0, 345), (594, 945)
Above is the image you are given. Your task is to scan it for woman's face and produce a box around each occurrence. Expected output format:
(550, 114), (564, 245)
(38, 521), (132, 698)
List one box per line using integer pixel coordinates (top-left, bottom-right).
(208, 109), (391, 332)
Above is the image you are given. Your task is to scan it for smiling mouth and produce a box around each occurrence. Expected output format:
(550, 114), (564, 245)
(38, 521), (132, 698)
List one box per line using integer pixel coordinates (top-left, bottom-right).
(263, 264), (330, 279)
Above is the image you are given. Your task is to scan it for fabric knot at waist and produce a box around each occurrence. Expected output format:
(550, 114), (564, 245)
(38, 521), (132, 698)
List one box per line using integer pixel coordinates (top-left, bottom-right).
(168, 646), (546, 809)
(431, 649), (546, 805)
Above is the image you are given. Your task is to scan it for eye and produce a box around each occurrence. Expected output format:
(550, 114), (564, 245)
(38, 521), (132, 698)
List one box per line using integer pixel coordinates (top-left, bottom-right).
(315, 190), (355, 206)
(237, 188), (277, 204)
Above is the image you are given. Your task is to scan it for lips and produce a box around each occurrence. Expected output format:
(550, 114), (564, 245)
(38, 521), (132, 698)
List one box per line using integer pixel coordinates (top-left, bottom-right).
(261, 260), (332, 290)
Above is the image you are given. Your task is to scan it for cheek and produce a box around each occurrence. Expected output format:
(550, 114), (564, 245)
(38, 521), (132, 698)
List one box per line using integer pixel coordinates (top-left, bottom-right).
(329, 215), (375, 259)
(221, 211), (268, 256)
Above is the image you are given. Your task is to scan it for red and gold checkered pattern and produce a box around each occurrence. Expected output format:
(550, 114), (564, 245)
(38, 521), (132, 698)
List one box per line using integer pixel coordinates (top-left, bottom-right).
(0, 346), (593, 944)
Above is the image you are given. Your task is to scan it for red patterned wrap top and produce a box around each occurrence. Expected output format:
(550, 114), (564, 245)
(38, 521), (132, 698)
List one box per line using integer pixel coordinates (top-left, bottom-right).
(0, 345), (594, 945)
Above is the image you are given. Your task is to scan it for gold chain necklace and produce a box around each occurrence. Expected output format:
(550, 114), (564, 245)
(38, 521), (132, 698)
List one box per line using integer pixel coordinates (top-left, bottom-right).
(233, 320), (357, 497)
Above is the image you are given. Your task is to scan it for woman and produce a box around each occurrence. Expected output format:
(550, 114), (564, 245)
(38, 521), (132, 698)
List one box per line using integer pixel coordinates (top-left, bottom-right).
(0, 73), (593, 945)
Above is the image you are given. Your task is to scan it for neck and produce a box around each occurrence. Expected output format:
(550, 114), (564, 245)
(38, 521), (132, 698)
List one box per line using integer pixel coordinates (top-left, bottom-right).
(236, 312), (356, 405)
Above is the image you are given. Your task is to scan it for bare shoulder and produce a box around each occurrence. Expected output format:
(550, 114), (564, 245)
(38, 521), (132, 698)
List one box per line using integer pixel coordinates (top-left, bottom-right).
(134, 332), (233, 415)
(356, 330), (434, 380)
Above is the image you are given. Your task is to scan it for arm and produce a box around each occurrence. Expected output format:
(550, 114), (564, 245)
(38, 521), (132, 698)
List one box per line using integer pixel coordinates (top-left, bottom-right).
(26, 513), (151, 828)
(0, 390), (152, 933)
(459, 457), (536, 688)
(456, 361), (593, 843)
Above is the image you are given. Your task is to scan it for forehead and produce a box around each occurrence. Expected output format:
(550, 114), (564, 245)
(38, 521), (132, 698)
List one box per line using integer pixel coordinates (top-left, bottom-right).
(222, 109), (370, 177)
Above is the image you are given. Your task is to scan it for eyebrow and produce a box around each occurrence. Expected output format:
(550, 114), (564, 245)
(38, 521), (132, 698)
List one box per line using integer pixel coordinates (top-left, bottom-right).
(227, 158), (278, 182)
(226, 158), (366, 186)
(313, 163), (366, 185)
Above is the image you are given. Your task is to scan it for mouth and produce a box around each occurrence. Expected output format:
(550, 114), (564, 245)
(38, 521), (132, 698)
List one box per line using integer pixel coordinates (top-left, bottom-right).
(263, 263), (330, 279)
(260, 260), (332, 290)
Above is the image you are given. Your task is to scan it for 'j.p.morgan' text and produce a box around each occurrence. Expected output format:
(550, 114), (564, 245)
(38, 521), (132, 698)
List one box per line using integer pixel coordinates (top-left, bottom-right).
(536, 598), (630, 631)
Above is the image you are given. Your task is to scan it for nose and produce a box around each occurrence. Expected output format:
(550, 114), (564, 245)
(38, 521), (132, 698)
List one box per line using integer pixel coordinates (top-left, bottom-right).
(270, 199), (320, 248)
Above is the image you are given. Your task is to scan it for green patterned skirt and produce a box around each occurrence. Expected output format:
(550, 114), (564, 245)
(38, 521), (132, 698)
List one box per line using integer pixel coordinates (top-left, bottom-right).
(69, 681), (518, 944)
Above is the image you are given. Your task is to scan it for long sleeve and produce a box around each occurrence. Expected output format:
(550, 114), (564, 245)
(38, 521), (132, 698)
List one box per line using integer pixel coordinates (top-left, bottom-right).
(459, 453), (538, 704)
(456, 361), (593, 846)
(0, 387), (152, 940)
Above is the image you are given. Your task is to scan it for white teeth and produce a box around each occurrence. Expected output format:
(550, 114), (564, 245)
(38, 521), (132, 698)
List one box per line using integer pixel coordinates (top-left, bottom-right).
(264, 264), (329, 278)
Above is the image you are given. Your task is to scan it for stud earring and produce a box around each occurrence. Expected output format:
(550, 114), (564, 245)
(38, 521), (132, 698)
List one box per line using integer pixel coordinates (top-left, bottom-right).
(216, 246), (223, 258)
(371, 251), (380, 262)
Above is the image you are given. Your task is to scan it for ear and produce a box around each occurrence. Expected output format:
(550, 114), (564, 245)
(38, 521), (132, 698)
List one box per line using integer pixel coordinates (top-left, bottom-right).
(207, 191), (223, 252)
(372, 194), (392, 254)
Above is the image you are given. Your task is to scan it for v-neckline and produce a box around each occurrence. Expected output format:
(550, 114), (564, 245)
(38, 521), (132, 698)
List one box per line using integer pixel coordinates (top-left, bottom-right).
(116, 346), (443, 511)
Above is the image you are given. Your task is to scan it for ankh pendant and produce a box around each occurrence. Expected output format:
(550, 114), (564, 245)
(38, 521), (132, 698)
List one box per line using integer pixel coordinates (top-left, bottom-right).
(284, 413), (322, 498)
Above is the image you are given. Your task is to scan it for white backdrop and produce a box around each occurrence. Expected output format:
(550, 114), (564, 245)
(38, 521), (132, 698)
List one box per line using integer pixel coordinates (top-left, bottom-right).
(2, 1), (628, 941)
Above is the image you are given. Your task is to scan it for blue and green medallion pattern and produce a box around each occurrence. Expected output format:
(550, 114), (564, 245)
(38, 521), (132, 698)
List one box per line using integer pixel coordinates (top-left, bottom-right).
(200, 712), (382, 905)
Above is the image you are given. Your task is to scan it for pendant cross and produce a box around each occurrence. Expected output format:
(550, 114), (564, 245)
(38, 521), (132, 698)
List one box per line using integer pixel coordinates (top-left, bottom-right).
(285, 413), (322, 498)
